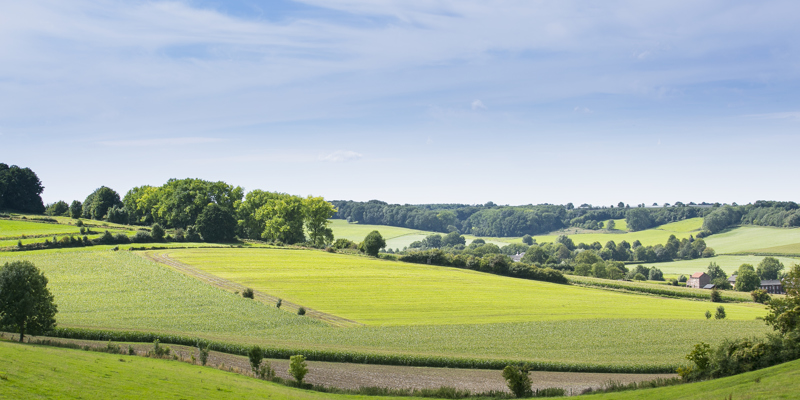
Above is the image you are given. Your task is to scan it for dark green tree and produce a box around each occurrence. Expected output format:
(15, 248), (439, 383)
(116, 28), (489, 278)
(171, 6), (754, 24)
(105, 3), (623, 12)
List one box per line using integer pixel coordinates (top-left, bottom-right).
(362, 230), (386, 257)
(442, 231), (466, 247)
(69, 200), (82, 219)
(502, 364), (532, 398)
(735, 264), (761, 292)
(423, 234), (442, 248)
(521, 234), (533, 245)
(757, 257), (784, 280)
(0, 163), (45, 213)
(625, 208), (653, 231)
(706, 262), (727, 281)
(195, 204), (237, 242)
(45, 201), (69, 216)
(151, 223), (165, 241)
(0, 261), (58, 342)
(83, 186), (122, 220)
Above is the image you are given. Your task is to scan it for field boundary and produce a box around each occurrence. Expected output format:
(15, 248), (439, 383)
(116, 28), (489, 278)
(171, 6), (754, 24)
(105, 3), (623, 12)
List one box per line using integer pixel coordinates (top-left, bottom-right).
(566, 276), (755, 302)
(140, 250), (364, 328)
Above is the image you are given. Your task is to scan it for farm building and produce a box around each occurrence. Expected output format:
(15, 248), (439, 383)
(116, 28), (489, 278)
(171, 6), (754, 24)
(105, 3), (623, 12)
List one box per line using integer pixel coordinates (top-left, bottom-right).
(760, 280), (784, 294)
(687, 272), (710, 289)
(511, 252), (525, 263)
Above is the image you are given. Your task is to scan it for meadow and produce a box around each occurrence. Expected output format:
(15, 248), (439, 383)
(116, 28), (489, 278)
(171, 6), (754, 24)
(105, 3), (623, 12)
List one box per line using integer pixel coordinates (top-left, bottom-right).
(163, 248), (767, 326)
(328, 219), (508, 249)
(3, 339), (800, 400)
(0, 248), (770, 369)
(639, 255), (799, 276)
(704, 225), (800, 255)
(0, 219), (82, 238)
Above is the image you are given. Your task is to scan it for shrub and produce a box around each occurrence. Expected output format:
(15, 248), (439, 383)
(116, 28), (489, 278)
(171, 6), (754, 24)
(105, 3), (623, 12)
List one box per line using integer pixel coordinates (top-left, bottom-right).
(151, 339), (170, 357)
(633, 273), (647, 281)
(710, 288), (722, 303)
(248, 346), (264, 375)
(114, 233), (130, 244)
(131, 231), (152, 243)
(502, 364), (532, 398)
(289, 355), (308, 384)
(151, 224), (165, 242)
(242, 288), (254, 299)
(199, 344), (209, 366)
(679, 275), (688, 283)
(297, 307), (306, 316)
(99, 230), (115, 244)
(128, 345), (135, 356)
(185, 225), (201, 242)
(751, 289), (771, 304)
(276, 299), (282, 309)
(715, 306), (726, 320)
(648, 268), (664, 281)
(705, 310), (712, 319)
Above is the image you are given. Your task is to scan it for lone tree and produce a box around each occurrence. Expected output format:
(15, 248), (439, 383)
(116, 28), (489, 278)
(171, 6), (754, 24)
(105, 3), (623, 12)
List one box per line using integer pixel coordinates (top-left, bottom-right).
(289, 354), (308, 385)
(502, 364), (532, 398)
(362, 230), (385, 257)
(0, 261), (58, 342)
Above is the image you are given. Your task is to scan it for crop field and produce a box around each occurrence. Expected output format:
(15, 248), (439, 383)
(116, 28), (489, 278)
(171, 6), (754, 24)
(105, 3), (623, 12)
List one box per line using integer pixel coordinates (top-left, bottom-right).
(328, 219), (507, 249)
(704, 225), (800, 254)
(639, 255), (799, 276)
(0, 248), (770, 368)
(0, 219), (82, 238)
(162, 248), (767, 326)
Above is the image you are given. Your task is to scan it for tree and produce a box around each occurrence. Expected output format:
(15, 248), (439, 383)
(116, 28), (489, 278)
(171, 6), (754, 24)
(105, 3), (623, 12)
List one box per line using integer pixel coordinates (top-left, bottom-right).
(757, 257), (784, 280)
(606, 220), (616, 230)
(625, 208), (653, 231)
(83, 186), (122, 220)
(0, 163), (45, 213)
(362, 231), (385, 257)
(0, 261), (58, 342)
(764, 264), (800, 335)
(442, 231), (466, 247)
(710, 288), (722, 303)
(706, 262), (727, 281)
(502, 364), (532, 398)
(521, 234), (533, 245)
(304, 196), (336, 247)
(715, 306), (726, 319)
(423, 234), (442, 248)
(248, 346), (264, 375)
(289, 355), (308, 385)
(151, 223), (166, 242)
(734, 264), (761, 292)
(751, 289), (770, 304)
(69, 200), (82, 219)
(45, 201), (69, 216)
(195, 204), (237, 242)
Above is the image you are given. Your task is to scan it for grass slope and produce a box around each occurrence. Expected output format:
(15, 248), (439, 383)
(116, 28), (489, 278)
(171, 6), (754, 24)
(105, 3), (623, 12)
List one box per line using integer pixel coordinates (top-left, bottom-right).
(163, 248), (767, 326)
(524, 218), (705, 247)
(705, 225), (800, 255)
(0, 341), (386, 400)
(328, 220), (507, 249)
(0, 219), (81, 238)
(0, 248), (770, 368)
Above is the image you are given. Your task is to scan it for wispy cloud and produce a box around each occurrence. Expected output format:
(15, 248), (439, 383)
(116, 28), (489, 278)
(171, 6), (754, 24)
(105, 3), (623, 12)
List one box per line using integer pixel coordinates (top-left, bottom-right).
(745, 111), (800, 120)
(100, 137), (224, 147)
(471, 99), (487, 110)
(320, 150), (363, 162)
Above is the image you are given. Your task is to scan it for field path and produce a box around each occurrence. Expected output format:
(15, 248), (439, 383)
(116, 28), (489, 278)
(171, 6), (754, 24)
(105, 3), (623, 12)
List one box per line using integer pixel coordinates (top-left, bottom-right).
(139, 250), (363, 327)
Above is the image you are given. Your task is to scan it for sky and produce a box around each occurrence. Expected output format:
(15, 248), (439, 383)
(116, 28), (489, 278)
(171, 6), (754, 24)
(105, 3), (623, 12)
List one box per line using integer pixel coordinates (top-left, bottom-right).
(1, 0), (799, 207)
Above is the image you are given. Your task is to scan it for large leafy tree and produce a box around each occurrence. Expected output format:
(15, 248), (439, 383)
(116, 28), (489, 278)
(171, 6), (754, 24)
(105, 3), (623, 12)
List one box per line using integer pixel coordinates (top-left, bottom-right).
(0, 163), (45, 213)
(195, 203), (237, 242)
(362, 230), (386, 257)
(757, 257), (784, 280)
(625, 208), (653, 231)
(735, 264), (761, 292)
(0, 261), (57, 342)
(257, 196), (306, 244)
(304, 196), (336, 247)
(151, 179), (243, 228)
(83, 186), (122, 220)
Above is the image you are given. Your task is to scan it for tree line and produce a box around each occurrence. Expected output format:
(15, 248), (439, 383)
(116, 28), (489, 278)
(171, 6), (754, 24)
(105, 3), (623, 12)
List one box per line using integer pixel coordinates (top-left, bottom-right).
(703, 201), (800, 233)
(331, 200), (714, 237)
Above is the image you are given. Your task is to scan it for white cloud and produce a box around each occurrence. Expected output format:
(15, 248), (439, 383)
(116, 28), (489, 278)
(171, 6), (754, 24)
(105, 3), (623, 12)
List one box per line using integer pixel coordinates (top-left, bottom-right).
(100, 137), (224, 146)
(320, 150), (363, 162)
(573, 106), (593, 114)
(471, 99), (486, 110)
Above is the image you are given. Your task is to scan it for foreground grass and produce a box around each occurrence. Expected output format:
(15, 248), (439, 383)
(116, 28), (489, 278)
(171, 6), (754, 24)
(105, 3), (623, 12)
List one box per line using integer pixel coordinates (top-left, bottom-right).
(580, 357), (800, 400)
(0, 249), (771, 369)
(163, 248), (767, 326)
(0, 340), (398, 400)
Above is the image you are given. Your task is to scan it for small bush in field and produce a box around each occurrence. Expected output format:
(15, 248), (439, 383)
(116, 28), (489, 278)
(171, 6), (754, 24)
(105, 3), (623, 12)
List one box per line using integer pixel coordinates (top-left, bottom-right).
(297, 307), (306, 315)
(242, 288), (254, 299)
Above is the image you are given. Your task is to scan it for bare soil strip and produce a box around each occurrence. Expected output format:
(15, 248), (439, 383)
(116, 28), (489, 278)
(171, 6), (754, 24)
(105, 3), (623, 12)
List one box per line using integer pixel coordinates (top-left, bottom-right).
(139, 250), (363, 327)
(16, 335), (677, 396)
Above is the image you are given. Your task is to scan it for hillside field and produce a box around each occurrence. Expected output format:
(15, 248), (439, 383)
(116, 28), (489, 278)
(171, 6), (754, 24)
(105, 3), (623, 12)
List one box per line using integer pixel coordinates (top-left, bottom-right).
(640, 255), (799, 276)
(704, 225), (800, 255)
(0, 248), (771, 369)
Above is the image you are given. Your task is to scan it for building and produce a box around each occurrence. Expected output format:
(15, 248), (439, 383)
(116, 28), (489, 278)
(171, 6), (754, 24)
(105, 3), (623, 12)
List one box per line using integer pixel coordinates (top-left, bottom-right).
(687, 272), (711, 289)
(760, 280), (784, 294)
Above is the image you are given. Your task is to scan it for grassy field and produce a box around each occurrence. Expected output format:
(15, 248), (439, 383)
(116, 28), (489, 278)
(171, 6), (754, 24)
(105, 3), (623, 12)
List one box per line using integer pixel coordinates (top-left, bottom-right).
(4, 340), (800, 400)
(639, 255), (799, 276)
(0, 340), (393, 400)
(0, 219), (82, 238)
(705, 225), (800, 255)
(0, 248), (771, 368)
(163, 248), (767, 326)
(329, 220), (507, 249)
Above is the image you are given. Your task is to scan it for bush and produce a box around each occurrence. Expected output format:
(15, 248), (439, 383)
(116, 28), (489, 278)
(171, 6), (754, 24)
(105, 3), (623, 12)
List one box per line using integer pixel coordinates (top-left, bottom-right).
(131, 231), (152, 243)
(679, 275), (688, 283)
(185, 225), (202, 242)
(198, 344), (209, 366)
(151, 224), (165, 241)
(633, 273), (647, 281)
(710, 288), (722, 303)
(705, 310), (712, 319)
(715, 306), (726, 320)
(297, 307), (306, 316)
(248, 346), (264, 374)
(151, 339), (170, 357)
(114, 233), (130, 244)
(242, 288), (254, 299)
(502, 364), (532, 398)
(648, 267), (664, 281)
(751, 289), (771, 304)
(276, 299), (282, 309)
(289, 355), (308, 384)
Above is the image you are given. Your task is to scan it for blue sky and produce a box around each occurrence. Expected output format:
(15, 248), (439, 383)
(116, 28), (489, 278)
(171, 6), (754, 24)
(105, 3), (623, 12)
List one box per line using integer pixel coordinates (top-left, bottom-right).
(1, 0), (798, 207)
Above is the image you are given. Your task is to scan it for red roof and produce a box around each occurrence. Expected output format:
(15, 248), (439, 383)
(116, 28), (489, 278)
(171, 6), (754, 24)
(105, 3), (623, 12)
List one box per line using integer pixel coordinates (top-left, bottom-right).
(691, 272), (706, 278)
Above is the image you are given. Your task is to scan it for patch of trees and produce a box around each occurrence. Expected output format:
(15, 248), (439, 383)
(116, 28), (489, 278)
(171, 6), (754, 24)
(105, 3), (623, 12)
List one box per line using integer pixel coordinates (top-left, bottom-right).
(331, 200), (710, 237)
(0, 163), (45, 213)
(703, 201), (800, 233)
(399, 249), (567, 284)
(680, 263), (800, 381)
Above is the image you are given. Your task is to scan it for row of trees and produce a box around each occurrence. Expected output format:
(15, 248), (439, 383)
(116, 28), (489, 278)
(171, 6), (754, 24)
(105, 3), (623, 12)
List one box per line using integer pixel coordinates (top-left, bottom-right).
(45, 179), (337, 245)
(331, 200), (714, 237)
(703, 201), (800, 233)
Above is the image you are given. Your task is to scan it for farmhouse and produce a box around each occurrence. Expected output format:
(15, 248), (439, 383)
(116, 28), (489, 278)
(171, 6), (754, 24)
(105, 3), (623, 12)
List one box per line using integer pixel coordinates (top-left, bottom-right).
(687, 272), (710, 289)
(760, 279), (784, 294)
(511, 252), (525, 263)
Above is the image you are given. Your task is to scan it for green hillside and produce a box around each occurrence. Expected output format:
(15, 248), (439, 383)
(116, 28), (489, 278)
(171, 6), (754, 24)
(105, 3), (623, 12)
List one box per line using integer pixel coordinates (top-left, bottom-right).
(704, 225), (800, 255)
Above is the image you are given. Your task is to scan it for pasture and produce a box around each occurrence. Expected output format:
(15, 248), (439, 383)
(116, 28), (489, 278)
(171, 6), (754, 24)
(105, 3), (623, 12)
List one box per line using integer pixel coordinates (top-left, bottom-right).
(0, 219), (81, 238)
(328, 219), (508, 249)
(704, 225), (800, 255)
(162, 248), (767, 326)
(639, 255), (799, 276)
(0, 248), (770, 369)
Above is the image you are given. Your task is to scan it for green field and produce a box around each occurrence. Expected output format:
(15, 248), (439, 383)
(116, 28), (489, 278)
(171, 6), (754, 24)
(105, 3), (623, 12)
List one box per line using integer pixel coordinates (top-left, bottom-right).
(329, 219), (507, 249)
(705, 225), (800, 255)
(0, 340), (386, 400)
(639, 255), (800, 276)
(164, 248), (767, 326)
(0, 248), (771, 368)
(0, 219), (82, 238)
(3, 340), (800, 400)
